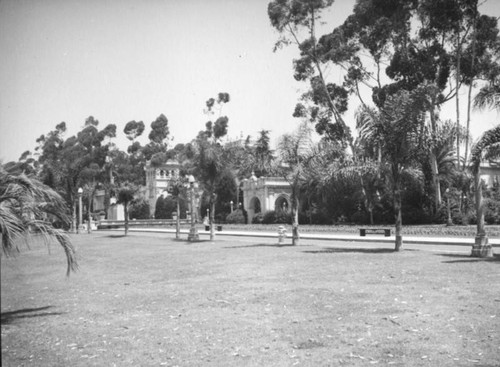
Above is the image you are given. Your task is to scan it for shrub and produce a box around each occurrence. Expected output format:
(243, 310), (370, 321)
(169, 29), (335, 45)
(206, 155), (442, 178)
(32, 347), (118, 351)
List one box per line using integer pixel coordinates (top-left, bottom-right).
(350, 210), (369, 224)
(459, 211), (477, 225)
(215, 211), (229, 223)
(252, 212), (264, 224)
(155, 196), (176, 219)
(154, 196), (167, 219)
(262, 210), (277, 224)
(401, 205), (430, 225)
(130, 199), (150, 219)
(433, 202), (464, 225)
(226, 209), (246, 224)
(276, 210), (292, 224)
(485, 198), (500, 224)
(260, 210), (292, 224)
(300, 210), (333, 225)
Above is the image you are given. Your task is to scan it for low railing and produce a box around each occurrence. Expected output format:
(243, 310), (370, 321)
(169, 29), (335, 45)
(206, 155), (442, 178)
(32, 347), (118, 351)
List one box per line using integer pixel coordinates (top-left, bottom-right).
(98, 219), (190, 229)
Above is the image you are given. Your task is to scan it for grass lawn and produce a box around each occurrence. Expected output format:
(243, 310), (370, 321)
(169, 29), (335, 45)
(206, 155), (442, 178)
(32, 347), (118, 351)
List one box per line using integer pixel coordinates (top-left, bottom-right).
(1, 232), (499, 366)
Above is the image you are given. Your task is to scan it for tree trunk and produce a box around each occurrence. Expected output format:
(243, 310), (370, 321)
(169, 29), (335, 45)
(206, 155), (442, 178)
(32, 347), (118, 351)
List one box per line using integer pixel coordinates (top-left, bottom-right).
(456, 30), (461, 169)
(87, 191), (92, 234)
(471, 172), (492, 257)
(393, 177), (403, 251)
(308, 197), (313, 224)
(360, 177), (374, 225)
(72, 201), (77, 234)
(430, 153), (441, 212)
(176, 199), (180, 240)
(124, 203), (129, 236)
(464, 7), (478, 170)
(429, 102), (442, 212)
(291, 197), (300, 246)
(210, 200), (216, 241)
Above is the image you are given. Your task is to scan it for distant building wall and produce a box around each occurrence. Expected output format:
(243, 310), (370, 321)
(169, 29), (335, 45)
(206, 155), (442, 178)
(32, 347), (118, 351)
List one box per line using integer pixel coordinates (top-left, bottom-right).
(93, 189), (106, 212)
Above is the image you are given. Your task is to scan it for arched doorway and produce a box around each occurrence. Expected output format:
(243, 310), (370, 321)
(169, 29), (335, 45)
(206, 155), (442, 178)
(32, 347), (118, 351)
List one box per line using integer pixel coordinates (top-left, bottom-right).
(247, 196), (261, 222)
(275, 195), (290, 213)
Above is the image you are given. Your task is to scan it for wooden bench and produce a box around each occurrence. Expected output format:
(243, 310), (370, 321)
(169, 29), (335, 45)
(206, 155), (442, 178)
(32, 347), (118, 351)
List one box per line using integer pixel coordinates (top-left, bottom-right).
(359, 228), (391, 237)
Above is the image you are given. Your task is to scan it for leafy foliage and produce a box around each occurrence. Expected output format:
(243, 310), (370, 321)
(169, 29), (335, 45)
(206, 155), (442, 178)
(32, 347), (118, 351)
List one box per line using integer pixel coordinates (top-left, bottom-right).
(268, 0), (352, 147)
(154, 195), (177, 219)
(225, 209), (246, 224)
(0, 166), (78, 276)
(261, 210), (292, 224)
(148, 114), (169, 144)
(129, 198), (150, 219)
(116, 182), (139, 236)
(123, 120), (145, 141)
(470, 125), (500, 174)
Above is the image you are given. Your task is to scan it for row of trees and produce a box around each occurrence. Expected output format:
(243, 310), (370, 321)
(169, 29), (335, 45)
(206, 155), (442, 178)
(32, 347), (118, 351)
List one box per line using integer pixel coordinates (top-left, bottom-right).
(4, 90), (497, 246)
(266, 0), (500, 251)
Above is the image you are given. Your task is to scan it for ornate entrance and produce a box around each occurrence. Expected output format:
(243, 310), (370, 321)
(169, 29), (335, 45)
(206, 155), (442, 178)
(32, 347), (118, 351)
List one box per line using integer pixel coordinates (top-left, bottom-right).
(241, 172), (292, 224)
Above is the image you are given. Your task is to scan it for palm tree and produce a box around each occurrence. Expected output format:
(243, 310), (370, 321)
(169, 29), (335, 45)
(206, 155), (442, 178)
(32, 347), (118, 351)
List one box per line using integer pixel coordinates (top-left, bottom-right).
(167, 177), (188, 240)
(276, 122), (315, 246)
(0, 166), (78, 276)
(469, 124), (500, 257)
(197, 139), (225, 241)
(470, 79), (500, 168)
(303, 140), (347, 224)
(116, 182), (139, 236)
(356, 89), (427, 251)
(430, 120), (470, 220)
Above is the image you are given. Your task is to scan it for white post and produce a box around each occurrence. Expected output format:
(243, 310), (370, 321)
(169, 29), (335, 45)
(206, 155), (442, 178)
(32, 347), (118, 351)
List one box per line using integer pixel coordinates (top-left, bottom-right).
(187, 175), (199, 242)
(77, 187), (83, 234)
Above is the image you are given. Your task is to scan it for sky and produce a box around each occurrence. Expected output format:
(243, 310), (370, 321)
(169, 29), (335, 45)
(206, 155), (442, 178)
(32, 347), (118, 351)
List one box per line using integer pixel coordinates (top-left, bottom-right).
(1, 0), (500, 163)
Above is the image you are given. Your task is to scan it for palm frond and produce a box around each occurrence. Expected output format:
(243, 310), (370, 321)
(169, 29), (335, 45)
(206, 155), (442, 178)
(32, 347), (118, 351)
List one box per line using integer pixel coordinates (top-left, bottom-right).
(0, 166), (77, 276)
(0, 204), (25, 253)
(474, 85), (500, 111)
(470, 125), (500, 174)
(27, 218), (78, 276)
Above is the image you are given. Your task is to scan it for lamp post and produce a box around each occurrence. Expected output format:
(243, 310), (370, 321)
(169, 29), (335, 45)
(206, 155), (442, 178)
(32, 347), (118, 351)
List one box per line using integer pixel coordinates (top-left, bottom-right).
(230, 200), (233, 213)
(187, 175), (199, 242)
(77, 187), (83, 234)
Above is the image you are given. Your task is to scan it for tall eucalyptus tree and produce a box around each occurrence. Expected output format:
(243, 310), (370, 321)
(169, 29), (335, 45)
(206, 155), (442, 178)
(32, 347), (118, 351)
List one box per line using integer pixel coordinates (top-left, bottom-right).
(192, 93), (231, 240)
(269, 0), (500, 215)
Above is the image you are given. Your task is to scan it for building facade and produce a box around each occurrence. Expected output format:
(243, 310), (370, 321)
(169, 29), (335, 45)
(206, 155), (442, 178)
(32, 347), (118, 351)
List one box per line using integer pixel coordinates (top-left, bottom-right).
(144, 160), (181, 216)
(241, 172), (292, 223)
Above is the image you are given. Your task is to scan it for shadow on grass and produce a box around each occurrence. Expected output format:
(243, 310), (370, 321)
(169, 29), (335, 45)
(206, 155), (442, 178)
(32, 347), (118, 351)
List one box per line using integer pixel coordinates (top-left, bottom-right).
(183, 239), (216, 244)
(1, 306), (65, 324)
(438, 253), (500, 263)
(225, 243), (296, 249)
(304, 247), (396, 254)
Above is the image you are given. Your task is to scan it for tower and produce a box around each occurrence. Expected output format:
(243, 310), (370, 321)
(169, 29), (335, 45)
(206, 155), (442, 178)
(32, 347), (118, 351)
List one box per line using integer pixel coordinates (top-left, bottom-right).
(144, 159), (181, 216)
